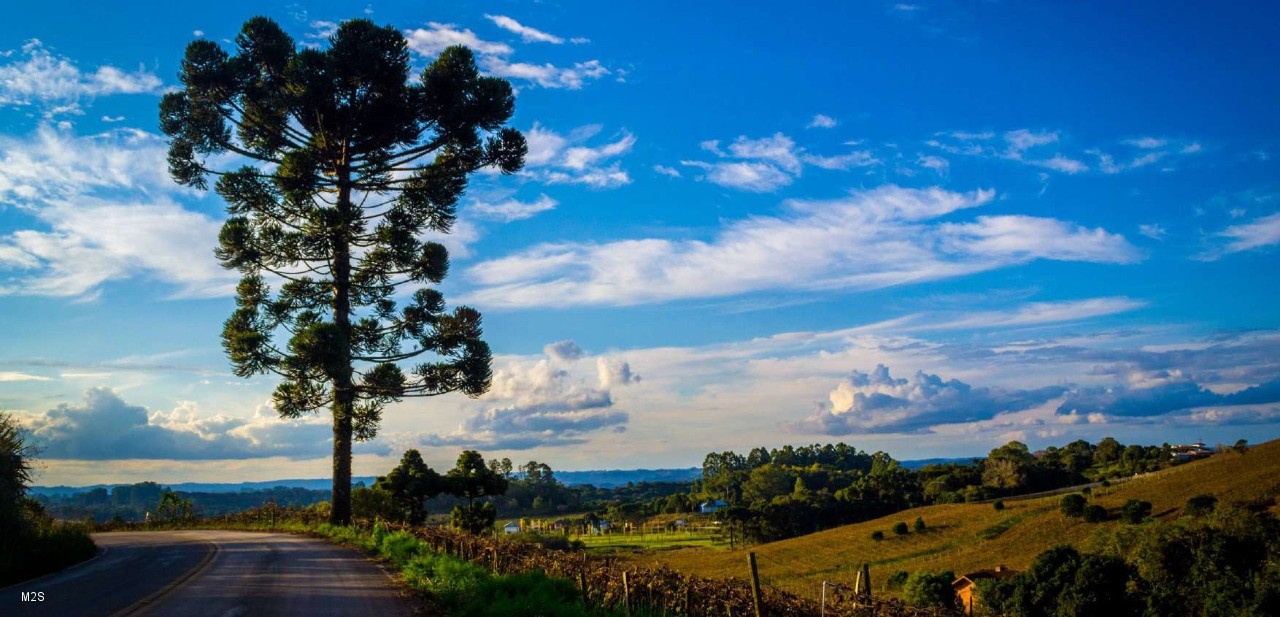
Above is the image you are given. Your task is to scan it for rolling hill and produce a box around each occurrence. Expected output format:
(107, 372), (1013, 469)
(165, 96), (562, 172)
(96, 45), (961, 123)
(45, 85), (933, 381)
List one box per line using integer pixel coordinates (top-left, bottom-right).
(631, 439), (1280, 601)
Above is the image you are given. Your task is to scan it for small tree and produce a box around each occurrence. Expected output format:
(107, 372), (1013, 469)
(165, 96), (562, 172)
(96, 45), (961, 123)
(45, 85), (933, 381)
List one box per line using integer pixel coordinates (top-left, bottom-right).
(374, 449), (444, 524)
(1083, 504), (1108, 523)
(871, 530), (885, 541)
(1233, 439), (1249, 455)
(893, 521), (910, 535)
(1121, 499), (1152, 524)
(446, 450), (509, 534)
(914, 516), (926, 532)
(0, 413), (34, 535)
(1185, 494), (1218, 517)
(903, 570), (955, 609)
(156, 491), (194, 523)
(993, 499), (1005, 511)
(1060, 493), (1087, 518)
(161, 17), (526, 525)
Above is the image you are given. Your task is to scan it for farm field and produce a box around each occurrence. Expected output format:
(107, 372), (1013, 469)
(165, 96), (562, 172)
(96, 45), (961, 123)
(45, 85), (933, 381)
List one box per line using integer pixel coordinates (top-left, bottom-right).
(626, 439), (1280, 601)
(576, 526), (726, 552)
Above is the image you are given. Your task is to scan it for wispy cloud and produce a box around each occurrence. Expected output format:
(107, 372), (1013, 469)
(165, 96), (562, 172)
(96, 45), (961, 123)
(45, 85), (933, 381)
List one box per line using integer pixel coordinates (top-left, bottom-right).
(0, 40), (162, 116)
(521, 123), (634, 188)
(469, 194), (558, 223)
(1200, 212), (1280, 259)
(485, 14), (565, 44)
(404, 22), (610, 90)
(463, 185), (1139, 308)
(807, 114), (837, 129)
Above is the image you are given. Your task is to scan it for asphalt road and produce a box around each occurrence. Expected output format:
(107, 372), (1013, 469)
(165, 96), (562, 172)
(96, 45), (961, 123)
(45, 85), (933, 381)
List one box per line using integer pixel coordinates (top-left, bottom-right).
(1, 530), (415, 617)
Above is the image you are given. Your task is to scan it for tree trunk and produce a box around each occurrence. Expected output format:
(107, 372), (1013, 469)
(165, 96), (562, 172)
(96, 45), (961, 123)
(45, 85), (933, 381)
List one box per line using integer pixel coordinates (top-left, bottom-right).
(329, 174), (355, 526)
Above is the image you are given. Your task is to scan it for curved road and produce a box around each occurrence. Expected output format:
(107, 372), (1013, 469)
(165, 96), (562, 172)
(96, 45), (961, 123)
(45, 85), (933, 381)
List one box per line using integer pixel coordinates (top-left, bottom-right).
(1, 530), (414, 616)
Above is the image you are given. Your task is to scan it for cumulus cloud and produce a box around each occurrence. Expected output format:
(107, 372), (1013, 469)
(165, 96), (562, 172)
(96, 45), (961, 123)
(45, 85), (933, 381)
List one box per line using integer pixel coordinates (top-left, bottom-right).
(544, 340), (585, 361)
(23, 388), (388, 460)
(807, 114), (837, 129)
(404, 22), (513, 57)
(1058, 377), (1280, 420)
(0, 40), (162, 116)
(463, 185), (1140, 308)
(422, 347), (639, 450)
(799, 364), (1067, 434)
(521, 123), (634, 188)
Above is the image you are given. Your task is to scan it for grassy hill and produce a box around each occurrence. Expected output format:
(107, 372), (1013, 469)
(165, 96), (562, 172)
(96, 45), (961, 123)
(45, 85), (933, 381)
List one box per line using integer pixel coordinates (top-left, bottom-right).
(629, 439), (1280, 601)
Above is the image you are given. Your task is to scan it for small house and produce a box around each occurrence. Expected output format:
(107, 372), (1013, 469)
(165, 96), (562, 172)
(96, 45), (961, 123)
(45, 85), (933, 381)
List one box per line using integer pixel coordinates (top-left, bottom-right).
(699, 499), (728, 514)
(1170, 442), (1213, 462)
(953, 565), (1018, 615)
(503, 521), (521, 534)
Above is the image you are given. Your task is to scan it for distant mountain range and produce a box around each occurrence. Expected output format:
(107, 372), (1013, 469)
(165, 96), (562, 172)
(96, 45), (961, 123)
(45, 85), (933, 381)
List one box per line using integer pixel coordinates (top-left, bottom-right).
(30, 458), (975, 497)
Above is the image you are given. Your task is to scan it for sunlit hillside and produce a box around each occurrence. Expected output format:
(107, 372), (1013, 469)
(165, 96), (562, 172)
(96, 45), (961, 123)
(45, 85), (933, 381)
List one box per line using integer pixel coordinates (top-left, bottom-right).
(631, 440), (1280, 601)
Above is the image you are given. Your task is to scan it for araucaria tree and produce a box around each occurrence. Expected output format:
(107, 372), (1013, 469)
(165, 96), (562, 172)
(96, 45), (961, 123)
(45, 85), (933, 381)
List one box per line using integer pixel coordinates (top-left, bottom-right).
(160, 17), (526, 524)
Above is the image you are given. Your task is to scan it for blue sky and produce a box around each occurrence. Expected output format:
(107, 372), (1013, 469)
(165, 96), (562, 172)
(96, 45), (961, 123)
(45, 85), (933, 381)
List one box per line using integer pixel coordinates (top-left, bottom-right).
(1, 1), (1278, 485)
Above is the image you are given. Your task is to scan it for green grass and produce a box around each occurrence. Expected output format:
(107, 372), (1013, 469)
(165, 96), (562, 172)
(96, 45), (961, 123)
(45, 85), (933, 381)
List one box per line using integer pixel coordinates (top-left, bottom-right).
(574, 528), (725, 552)
(0, 518), (97, 586)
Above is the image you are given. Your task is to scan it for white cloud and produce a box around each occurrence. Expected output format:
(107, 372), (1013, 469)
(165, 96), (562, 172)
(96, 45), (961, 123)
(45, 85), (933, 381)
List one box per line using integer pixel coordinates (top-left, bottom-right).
(404, 22), (514, 57)
(484, 14), (565, 44)
(1124, 137), (1166, 149)
(802, 150), (880, 170)
(653, 165), (682, 178)
(469, 194), (558, 222)
(680, 160), (794, 192)
(807, 114), (837, 129)
(307, 20), (339, 40)
(482, 57), (610, 90)
(0, 40), (162, 115)
(1212, 212), (1280, 255)
(1003, 129), (1059, 156)
(464, 185), (1140, 308)
(726, 133), (802, 173)
(520, 123), (633, 188)
(1031, 154), (1088, 174)
(192, 30), (204, 37)
(1138, 224), (1166, 240)
(0, 371), (50, 382)
(917, 154), (949, 174)
(0, 126), (235, 299)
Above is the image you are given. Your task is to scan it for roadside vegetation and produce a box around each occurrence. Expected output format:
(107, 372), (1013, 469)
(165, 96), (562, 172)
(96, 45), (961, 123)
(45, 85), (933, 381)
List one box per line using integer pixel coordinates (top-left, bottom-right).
(0, 412), (96, 586)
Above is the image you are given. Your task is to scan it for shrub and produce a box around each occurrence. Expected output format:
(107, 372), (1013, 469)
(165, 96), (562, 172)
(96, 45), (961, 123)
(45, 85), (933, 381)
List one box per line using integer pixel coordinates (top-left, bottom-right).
(1185, 494), (1217, 517)
(1120, 499), (1152, 524)
(993, 500), (1005, 511)
(1060, 493), (1087, 518)
(893, 521), (910, 536)
(887, 569), (909, 590)
(1083, 504), (1107, 523)
(914, 516), (926, 532)
(871, 530), (885, 541)
(903, 570), (955, 609)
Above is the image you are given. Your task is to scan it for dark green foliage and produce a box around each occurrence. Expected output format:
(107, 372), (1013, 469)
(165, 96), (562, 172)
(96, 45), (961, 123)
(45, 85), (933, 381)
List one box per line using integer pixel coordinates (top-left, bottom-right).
(374, 449), (445, 524)
(162, 17), (525, 524)
(1083, 504), (1107, 523)
(447, 450), (509, 534)
(1184, 493), (1217, 517)
(993, 499), (1005, 511)
(156, 491), (194, 522)
(893, 521), (910, 535)
(887, 569), (909, 590)
(1120, 499), (1152, 524)
(0, 413), (96, 585)
(902, 570), (955, 609)
(352, 485), (398, 521)
(980, 545), (1137, 617)
(1060, 493), (1087, 518)
(914, 516), (926, 532)
(871, 530), (885, 541)
(1234, 439), (1250, 454)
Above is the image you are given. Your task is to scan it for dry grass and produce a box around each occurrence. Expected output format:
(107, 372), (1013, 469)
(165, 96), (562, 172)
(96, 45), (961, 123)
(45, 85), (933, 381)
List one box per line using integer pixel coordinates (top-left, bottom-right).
(626, 439), (1280, 602)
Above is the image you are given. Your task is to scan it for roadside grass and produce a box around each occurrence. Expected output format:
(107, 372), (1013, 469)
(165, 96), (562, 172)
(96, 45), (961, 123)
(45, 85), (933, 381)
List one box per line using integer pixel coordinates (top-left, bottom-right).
(0, 518), (97, 586)
(313, 523), (653, 617)
(627, 439), (1280, 603)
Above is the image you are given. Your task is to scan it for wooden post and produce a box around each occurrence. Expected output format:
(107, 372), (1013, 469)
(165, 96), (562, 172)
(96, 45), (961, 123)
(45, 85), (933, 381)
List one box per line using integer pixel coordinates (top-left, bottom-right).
(748, 552), (763, 617)
(579, 571), (588, 601)
(861, 563), (871, 600)
(684, 585), (691, 616)
(853, 570), (862, 600)
(622, 570), (632, 615)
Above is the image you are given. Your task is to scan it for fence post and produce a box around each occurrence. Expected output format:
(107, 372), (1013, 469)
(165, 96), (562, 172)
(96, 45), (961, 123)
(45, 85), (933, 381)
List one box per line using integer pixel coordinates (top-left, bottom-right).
(748, 552), (763, 617)
(623, 570), (632, 615)
(854, 570), (862, 601)
(861, 563), (871, 601)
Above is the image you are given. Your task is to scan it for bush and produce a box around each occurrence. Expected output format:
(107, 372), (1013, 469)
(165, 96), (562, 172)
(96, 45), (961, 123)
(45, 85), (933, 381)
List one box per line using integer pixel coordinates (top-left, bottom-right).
(914, 516), (926, 532)
(1120, 499), (1152, 524)
(903, 570), (955, 609)
(1185, 494), (1217, 517)
(887, 569), (909, 590)
(1083, 504), (1107, 523)
(893, 521), (910, 536)
(1060, 493), (1087, 518)
(871, 530), (885, 541)
(993, 500), (1005, 511)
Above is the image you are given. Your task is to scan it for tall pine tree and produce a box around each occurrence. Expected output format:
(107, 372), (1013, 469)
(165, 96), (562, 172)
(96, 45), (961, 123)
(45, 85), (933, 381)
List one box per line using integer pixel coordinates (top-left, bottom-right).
(160, 17), (525, 524)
